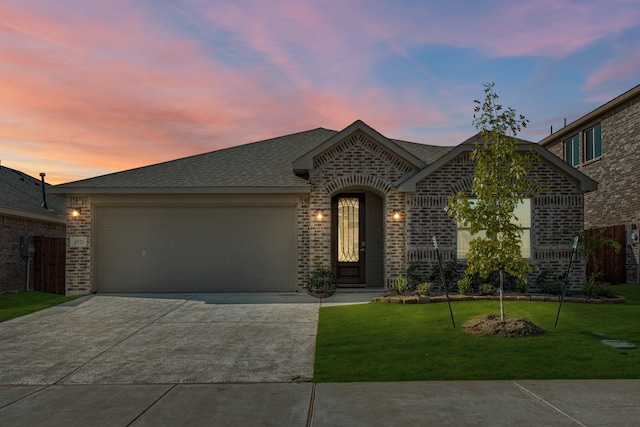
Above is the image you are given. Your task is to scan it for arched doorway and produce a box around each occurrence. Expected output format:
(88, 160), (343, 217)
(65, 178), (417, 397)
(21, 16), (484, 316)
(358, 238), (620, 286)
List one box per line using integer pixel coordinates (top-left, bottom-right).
(332, 191), (384, 288)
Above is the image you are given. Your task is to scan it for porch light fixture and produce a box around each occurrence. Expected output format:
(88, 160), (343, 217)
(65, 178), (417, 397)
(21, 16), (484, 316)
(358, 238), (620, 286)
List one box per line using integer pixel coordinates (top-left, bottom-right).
(392, 210), (401, 220)
(71, 209), (81, 218)
(315, 210), (327, 221)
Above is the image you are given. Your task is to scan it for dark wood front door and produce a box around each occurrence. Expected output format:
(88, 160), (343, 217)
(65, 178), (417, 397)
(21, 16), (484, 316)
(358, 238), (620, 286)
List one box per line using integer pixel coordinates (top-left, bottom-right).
(332, 194), (365, 285)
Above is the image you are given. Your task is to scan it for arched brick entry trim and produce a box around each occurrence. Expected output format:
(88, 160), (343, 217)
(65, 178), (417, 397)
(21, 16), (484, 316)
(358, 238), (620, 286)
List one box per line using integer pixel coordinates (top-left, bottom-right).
(319, 174), (403, 289)
(323, 174), (393, 196)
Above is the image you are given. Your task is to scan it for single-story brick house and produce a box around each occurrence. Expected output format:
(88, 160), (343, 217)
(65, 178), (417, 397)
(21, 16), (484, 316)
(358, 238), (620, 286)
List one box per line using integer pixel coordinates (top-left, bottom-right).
(54, 120), (596, 295)
(0, 165), (66, 292)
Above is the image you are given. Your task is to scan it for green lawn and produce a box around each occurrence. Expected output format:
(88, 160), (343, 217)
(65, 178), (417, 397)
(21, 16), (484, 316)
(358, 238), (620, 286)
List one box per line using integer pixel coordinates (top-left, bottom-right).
(314, 284), (640, 382)
(0, 291), (82, 322)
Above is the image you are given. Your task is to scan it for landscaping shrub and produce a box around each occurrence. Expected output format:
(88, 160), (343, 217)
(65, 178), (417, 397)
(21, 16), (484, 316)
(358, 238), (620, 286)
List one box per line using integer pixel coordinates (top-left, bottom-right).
(582, 273), (616, 298)
(430, 260), (463, 291)
(535, 269), (564, 295)
(415, 282), (432, 296)
(515, 277), (529, 294)
(405, 262), (424, 291)
(391, 275), (407, 295)
(457, 276), (473, 294)
(307, 263), (335, 296)
(478, 283), (496, 295)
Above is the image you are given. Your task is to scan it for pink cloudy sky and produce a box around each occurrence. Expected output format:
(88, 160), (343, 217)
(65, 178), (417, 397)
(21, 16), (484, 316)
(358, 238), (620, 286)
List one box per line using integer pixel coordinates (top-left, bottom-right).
(1, 0), (639, 184)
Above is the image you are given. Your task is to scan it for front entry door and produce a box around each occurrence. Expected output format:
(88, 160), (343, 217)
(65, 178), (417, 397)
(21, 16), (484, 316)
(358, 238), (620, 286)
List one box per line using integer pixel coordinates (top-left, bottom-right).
(332, 194), (365, 285)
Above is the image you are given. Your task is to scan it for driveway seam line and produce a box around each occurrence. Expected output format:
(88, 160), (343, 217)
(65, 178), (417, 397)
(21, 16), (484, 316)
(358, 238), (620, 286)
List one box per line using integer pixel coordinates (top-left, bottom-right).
(126, 383), (177, 426)
(0, 385), (48, 410)
(511, 381), (586, 426)
(53, 297), (194, 385)
(306, 382), (316, 427)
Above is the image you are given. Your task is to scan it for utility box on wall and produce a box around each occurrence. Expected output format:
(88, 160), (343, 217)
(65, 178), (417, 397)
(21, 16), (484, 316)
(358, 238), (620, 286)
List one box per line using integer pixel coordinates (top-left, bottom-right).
(19, 236), (35, 257)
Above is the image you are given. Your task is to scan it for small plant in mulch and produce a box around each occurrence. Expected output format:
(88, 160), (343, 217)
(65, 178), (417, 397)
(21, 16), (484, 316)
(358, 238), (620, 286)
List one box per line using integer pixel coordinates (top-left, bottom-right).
(306, 262), (336, 298)
(415, 282), (432, 296)
(390, 275), (408, 295)
(462, 314), (545, 337)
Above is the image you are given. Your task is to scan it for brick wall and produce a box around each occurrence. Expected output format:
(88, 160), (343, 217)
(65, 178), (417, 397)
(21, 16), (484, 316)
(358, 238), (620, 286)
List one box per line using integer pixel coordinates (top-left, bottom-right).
(0, 214), (65, 292)
(297, 195), (310, 288)
(545, 93), (640, 282)
(306, 131), (415, 287)
(407, 152), (587, 291)
(65, 196), (93, 295)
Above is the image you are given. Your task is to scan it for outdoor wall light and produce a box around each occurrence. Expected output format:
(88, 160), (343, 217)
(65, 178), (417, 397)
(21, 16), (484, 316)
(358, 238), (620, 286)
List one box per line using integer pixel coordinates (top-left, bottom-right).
(392, 210), (401, 220)
(71, 209), (81, 218)
(315, 210), (327, 221)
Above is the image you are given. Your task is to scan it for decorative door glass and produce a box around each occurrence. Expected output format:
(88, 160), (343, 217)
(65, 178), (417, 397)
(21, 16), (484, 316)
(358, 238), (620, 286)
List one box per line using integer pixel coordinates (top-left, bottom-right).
(337, 197), (359, 262)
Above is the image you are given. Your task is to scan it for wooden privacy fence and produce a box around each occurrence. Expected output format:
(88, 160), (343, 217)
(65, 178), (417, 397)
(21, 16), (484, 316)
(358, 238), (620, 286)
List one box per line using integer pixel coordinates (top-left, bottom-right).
(33, 236), (66, 294)
(585, 224), (626, 285)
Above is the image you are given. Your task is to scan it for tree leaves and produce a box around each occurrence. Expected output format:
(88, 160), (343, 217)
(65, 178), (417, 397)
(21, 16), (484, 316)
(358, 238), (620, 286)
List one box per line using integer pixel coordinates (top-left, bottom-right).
(447, 83), (537, 282)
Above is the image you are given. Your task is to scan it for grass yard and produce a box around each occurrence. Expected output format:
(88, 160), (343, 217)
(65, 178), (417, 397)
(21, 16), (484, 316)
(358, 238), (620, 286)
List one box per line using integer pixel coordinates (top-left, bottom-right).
(0, 291), (81, 322)
(314, 284), (640, 382)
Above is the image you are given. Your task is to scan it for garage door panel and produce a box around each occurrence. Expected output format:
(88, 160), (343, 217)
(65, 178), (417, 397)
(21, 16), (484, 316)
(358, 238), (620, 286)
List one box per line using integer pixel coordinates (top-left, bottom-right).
(96, 206), (297, 292)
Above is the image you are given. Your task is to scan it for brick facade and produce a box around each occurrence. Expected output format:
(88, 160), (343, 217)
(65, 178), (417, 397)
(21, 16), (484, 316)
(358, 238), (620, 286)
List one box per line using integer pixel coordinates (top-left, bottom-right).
(65, 196), (93, 295)
(297, 195), (311, 287)
(542, 88), (640, 282)
(306, 131), (415, 287)
(0, 214), (65, 292)
(406, 152), (587, 290)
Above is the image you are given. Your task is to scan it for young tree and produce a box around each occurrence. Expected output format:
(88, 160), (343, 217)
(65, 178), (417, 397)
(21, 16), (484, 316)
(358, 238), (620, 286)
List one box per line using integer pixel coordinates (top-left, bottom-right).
(447, 83), (537, 321)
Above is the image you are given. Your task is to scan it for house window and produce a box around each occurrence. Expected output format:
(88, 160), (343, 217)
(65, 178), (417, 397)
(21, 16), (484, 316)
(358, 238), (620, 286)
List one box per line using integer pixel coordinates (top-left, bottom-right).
(584, 123), (602, 161)
(457, 199), (531, 259)
(564, 135), (580, 166)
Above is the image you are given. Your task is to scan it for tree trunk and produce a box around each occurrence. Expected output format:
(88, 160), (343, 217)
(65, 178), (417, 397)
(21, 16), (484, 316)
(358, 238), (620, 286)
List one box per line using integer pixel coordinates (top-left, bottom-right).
(499, 268), (505, 322)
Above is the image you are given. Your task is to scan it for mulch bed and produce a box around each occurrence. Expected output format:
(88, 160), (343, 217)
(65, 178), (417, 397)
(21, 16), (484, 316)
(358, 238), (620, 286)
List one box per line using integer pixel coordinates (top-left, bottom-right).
(371, 294), (625, 305)
(462, 314), (545, 337)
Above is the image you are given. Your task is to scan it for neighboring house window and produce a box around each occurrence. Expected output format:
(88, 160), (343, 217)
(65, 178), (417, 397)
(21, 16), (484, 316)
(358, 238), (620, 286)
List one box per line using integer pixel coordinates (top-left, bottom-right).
(584, 123), (602, 161)
(457, 199), (531, 259)
(564, 135), (580, 166)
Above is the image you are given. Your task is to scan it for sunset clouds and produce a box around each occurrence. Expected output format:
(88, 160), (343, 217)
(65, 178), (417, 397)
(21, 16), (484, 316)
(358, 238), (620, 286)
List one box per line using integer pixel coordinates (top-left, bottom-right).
(0, 0), (638, 183)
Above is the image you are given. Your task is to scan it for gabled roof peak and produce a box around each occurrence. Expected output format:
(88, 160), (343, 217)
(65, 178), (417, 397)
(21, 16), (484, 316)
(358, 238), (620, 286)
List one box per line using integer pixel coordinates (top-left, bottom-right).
(292, 119), (427, 174)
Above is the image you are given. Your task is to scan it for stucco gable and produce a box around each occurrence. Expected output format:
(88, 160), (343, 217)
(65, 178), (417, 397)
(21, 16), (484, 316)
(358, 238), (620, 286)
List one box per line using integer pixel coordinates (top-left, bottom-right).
(292, 120), (427, 174)
(397, 133), (597, 193)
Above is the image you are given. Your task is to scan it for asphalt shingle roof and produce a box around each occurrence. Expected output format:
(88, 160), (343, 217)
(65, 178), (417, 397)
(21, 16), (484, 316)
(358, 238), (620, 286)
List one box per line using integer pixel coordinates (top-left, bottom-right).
(0, 166), (66, 217)
(54, 127), (455, 192)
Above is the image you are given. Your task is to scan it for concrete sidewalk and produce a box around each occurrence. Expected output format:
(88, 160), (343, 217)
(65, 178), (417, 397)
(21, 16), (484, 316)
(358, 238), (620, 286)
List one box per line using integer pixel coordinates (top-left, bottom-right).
(2, 380), (640, 426)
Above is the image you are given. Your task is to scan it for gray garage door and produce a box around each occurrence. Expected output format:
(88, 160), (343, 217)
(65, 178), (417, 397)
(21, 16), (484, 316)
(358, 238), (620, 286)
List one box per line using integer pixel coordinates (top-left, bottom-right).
(95, 206), (298, 292)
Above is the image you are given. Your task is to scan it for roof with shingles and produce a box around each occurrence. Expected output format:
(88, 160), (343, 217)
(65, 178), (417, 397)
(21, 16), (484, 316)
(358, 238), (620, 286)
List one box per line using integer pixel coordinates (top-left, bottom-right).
(0, 166), (66, 217)
(397, 131), (598, 193)
(54, 125), (455, 193)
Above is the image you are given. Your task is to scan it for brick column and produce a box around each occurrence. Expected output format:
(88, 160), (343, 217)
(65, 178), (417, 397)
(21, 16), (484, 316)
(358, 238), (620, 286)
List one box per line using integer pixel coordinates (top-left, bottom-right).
(66, 196), (93, 295)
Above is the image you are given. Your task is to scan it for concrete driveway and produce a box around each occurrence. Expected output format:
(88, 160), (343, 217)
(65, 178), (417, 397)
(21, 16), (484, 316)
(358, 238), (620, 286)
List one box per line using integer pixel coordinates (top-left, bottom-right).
(0, 292), (337, 385)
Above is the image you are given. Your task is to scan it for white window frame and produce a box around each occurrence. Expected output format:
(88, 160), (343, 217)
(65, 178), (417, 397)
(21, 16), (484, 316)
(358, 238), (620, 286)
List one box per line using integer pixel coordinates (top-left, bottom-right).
(456, 199), (531, 259)
(584, 123), (602, 162)
(564, 134), (579, 166)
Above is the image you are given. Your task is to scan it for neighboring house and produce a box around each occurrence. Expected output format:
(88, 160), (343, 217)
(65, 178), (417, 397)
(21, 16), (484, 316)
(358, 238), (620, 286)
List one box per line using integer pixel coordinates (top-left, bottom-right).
(0, 165), (66, 292)
(54, 120), (595, 295)
(539, 84), (640, 283)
